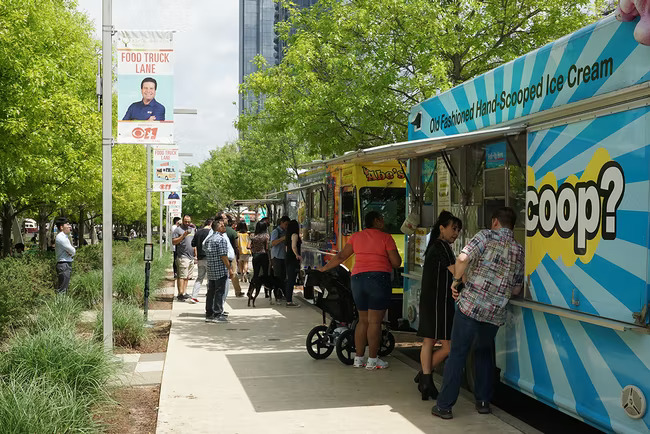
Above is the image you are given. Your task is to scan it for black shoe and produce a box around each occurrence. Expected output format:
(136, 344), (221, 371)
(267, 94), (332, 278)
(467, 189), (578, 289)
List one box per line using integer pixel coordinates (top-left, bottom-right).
(431, 405), (453, 419)
(475, 401), (491, 414)
(417, 374), (439, 400)
(182, 293), (191, 299)
(177, 295), (185, 302)
(414, 370), (422, 384)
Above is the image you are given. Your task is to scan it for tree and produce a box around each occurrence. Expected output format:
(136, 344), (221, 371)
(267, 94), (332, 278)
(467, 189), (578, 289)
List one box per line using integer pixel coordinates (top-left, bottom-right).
(241, 0), (605, 157)
(182, 131), (301, 222)
(0, 0), (101, 255)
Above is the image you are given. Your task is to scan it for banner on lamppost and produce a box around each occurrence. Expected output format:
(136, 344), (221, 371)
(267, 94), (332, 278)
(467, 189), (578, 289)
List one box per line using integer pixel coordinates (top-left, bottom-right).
(164, 195), (181, 207)
(117, 30), (174, 144)
(168, 204), (182, 219)
(153, 146), (181, 191)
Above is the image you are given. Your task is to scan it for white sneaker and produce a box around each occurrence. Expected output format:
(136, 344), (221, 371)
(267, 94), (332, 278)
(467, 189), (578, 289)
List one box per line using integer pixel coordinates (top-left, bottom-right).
(365, 357), (389, 370)
(353, 356), (366, 368)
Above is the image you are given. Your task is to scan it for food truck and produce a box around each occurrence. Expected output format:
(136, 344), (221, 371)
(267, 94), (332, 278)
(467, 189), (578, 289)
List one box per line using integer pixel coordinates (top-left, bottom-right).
(290, 160), (407, 326)
(330, 15), (650, 433)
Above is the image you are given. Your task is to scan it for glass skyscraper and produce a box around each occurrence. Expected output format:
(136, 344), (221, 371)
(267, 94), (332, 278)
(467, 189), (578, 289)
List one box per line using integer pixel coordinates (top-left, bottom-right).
(239, 0), (319, 117)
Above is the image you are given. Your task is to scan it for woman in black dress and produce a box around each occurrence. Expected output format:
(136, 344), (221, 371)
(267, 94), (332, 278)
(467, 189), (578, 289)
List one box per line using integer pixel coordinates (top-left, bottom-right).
(416, 211), (462, 400)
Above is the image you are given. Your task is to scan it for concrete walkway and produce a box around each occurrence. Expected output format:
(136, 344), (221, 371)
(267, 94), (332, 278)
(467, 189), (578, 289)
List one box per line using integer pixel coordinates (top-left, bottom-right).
(156, 282), (526, 434)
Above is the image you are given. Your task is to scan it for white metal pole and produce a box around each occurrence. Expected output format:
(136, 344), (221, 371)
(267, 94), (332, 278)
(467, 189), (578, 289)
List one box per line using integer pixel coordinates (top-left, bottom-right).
(159, 192), (163, 258)
(146, 144), (152, 244)
(101, 0), (113, 352)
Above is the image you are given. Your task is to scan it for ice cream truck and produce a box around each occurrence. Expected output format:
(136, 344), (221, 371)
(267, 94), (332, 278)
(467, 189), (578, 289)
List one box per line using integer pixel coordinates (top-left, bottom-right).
(332, 15), (650, 433)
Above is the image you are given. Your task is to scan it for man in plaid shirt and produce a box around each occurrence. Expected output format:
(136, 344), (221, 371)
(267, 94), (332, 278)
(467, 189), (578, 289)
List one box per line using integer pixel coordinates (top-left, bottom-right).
(204, 219), (233, 323)
(433, 207), (524, 420)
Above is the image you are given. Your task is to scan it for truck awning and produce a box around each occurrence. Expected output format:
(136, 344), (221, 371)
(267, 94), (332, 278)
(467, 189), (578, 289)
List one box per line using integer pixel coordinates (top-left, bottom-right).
(326, 125), (527, 165)
(266, 182), (326, 197)
(232, 199), (284, 206)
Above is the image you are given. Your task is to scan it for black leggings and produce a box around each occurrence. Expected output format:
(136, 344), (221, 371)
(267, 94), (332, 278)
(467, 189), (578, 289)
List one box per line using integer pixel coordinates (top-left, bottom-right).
(250, 253), (269, 292)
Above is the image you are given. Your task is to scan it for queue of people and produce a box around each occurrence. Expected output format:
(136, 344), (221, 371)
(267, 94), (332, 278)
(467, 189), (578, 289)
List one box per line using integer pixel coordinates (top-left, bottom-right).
(173, 212), (308, 323)
(317, 207), (523, 421)
(169, 206), (523, 420)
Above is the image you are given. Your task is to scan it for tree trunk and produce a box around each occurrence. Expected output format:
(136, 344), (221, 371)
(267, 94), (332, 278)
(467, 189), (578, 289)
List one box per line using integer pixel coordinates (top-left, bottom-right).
(37, 207), (50, 252)
(1, 203), (13, 257)
(78, 207), (85, 247)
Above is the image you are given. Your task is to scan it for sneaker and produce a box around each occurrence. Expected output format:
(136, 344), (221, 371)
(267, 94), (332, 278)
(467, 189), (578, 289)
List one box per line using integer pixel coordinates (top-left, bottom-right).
(215, 315), (228, 322)
(205, 316), (215, 323)
(353, 356), (366, 368)
(365, 357), (389, 370)
(475, 401), (491, 414)
(177, 295), (185, 302)
(182, 293), (191, 300)
(222, 311), (229, 316)
(286, 301), (300, 307)
(431, 405), (453, 419)
(188, 297), (198, 304)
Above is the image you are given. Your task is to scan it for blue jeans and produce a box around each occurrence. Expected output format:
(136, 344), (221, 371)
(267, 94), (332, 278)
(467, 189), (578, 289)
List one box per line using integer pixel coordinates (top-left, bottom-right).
(206, 277), (227, 318)
(436, 308), (499, 410)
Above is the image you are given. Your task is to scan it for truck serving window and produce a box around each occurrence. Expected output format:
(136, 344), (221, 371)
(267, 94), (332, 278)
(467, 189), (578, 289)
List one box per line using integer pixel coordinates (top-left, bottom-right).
(359, 187), (406, 234)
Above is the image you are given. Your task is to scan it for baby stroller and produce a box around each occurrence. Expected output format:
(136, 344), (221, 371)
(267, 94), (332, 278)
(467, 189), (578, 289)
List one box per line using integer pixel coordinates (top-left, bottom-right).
(304, 266), (395, 365)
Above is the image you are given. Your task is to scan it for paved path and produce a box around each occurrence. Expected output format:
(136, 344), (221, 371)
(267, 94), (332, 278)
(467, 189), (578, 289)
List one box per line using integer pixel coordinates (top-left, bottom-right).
(155, 281), (527, 434)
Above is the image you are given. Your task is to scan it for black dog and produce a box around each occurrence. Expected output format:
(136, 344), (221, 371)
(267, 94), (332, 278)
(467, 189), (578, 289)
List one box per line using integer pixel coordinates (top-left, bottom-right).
(247, 274), (285, 307)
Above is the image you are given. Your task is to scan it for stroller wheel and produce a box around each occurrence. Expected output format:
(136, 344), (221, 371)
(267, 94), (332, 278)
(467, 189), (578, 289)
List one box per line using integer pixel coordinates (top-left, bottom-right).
(378, 329), (395, 357)
(336, 329), (356, 365)
(306, 325), (334, 359)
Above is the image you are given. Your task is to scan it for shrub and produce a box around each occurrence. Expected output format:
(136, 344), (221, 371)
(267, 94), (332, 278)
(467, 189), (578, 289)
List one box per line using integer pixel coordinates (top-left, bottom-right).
(0, 328), (117, 403)
(73, 243), (104, 273)
(0, 255), (55, 338)
(29, 295), (84, 332)
(0, 374), (99, 433)
(150, 251), (172, 294)
(113, 264), (144, 305)
(69, 269), (103, 308)
(94, 301), (148, 348)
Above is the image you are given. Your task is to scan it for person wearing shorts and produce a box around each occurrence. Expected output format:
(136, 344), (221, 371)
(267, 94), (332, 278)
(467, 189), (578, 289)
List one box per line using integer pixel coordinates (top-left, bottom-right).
(318, 211), (401, 370)
(172, 215), (196, 301)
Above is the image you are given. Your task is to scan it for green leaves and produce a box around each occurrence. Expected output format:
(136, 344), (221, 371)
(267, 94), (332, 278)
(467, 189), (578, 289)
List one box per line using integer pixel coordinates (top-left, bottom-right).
(0, 0), (101, 240)
(240, 0), (604, 157)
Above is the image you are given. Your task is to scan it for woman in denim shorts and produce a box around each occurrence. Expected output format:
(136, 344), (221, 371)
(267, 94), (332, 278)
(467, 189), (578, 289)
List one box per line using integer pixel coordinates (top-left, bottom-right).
(319, 211), (401, 370)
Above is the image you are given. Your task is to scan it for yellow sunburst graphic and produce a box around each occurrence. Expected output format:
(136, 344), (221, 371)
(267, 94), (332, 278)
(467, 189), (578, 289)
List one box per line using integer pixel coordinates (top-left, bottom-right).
(526, 148), (625, 275)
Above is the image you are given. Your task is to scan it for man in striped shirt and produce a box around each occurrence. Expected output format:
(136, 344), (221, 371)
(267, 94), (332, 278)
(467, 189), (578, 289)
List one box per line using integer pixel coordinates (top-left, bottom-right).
(433, 207), (524, 420)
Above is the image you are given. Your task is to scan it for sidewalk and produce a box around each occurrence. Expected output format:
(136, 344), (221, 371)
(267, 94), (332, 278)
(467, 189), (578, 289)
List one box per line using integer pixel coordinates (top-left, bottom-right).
(156, 281), (525, 433)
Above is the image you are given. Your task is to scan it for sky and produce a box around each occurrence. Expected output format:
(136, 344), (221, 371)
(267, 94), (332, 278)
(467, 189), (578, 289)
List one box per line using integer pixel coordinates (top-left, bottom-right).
(76, 0), (240, 167)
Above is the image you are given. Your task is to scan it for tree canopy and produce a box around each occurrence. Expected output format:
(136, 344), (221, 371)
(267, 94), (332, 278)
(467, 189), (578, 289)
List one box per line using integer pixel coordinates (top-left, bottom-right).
(240, 0), (605, 156)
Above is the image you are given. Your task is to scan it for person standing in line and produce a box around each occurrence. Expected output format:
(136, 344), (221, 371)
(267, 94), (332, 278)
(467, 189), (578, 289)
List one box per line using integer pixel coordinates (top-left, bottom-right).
(189, 218), (213, 304)
(204, 219), (232, 322)
(171, 216), (181, 278)
(224, 214), (244, 297)
(172, 215), (195, 302)
(237, 221), (251, 282)
(318, 211), (401, 370)
(415, 211), (461, 400)
(432, 207), (524, 420)
(246, 221), (270, 301)
(284, 219), (302, 307)
(54, 217), (76, 294)
(270, 216), (290, 300)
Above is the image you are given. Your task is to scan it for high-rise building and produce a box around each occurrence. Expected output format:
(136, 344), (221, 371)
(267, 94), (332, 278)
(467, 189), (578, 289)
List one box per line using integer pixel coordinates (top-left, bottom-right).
(239, 0), (319, 117)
